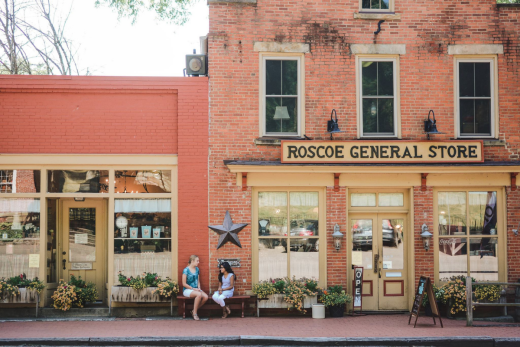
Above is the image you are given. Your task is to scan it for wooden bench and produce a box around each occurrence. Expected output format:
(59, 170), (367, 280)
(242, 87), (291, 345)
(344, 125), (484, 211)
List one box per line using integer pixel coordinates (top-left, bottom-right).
(177, 295), (256, 318)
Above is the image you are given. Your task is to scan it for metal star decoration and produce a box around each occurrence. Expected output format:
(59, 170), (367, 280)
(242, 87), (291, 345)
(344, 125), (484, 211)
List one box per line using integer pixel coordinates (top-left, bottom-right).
(209, 211), (248, 249)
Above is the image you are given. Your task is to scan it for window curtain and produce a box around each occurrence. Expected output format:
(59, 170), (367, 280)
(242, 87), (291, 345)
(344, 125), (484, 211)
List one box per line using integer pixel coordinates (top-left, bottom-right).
(0, 198), (40, 213)
(114, 199), (171, 213)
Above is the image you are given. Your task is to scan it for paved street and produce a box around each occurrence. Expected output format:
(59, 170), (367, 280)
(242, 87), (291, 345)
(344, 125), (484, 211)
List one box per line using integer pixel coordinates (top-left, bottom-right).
(0, 314), (518, 340)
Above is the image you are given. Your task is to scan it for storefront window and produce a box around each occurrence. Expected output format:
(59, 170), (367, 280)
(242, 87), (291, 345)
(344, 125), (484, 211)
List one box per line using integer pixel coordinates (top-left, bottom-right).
(257, 191), (320, 281)
(114, 170), (171, 194)
(113, 198), (172, 283)
(438, 191), (498, 281)
(0, 170), (40, 193)
(47, 199), (58, 283)
(0, 198), (40, 279)
(47, 170), (109, 193)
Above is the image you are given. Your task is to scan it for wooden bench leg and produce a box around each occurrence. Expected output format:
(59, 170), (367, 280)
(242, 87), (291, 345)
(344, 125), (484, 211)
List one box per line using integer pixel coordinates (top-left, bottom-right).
(183, 300), (186, 319)
(242, 300), (245, 318)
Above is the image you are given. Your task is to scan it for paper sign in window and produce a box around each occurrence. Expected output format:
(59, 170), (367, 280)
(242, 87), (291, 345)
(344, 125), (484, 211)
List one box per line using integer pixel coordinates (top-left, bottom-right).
(29, 254), (39, 268)
(75, 233), (88, 244)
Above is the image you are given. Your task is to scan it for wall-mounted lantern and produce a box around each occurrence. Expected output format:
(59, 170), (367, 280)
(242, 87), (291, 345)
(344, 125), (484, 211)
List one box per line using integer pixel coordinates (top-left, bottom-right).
(327, 109), (344, 140)
(421, 223), (433, 251)
(332, 223), (344, 251)
(424, 110), (444, 140)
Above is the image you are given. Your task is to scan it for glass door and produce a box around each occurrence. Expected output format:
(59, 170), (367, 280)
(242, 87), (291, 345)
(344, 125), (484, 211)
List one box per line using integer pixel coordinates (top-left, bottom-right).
(61, 199), (106, 302)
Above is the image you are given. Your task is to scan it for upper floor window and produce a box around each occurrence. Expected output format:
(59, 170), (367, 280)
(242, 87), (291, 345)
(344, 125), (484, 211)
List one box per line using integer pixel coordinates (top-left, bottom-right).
(456, 59), (495, 138)
(261, 55), (302, 137)
(361, 0), (393, 11)
(359, 57), (397, 137)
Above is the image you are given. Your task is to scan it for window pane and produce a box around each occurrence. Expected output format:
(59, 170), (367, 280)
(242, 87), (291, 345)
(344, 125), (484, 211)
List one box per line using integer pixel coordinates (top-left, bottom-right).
(381, 0), (389, 9)
(47, 199), (57, 283)
(469, 237), (498, 281)
(363, 98), (378, 133)
(0, 198), (40, 279)
(382, 219), (404, 269)
(378, 62), (393, 96)
(289, 192), (319, 237)
(378, 98), (394, 133)
(459, 63), (474, 97)
(438, 192), (466, 236)
(362, 0), (370, 8)
(351, 193), (376, 207)
(266, 60), (281, 95)
(114, 170), (171, 194)
(460, 99), (475, 134)
(0, 170), (40, 193)
(371, 0), (380, 9)
(475, 99), (491, 135)
(265, 97), (297, 134)
(258, 238), (287, 281)
(362, 62), (377, 96)
(439, 237), (467, 280)
(47, 170), (109, 193)
(475, 63), (490, 97)
(469, 192), (497, 236)
(379, 193), (403, 207)
(282, 60), (297, 96)
(352, 219), (373, 270)
(69, 208), (96, 262)
(290, 239), (319, 280)
(258, 192), (287, 236)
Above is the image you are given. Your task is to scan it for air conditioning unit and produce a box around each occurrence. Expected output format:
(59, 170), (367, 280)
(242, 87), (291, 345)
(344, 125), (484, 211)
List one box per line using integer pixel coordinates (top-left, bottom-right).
(185, 54), (207, 76)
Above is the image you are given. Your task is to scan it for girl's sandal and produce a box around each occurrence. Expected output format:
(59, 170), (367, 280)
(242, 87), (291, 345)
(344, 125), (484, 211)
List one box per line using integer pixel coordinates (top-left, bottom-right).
(225, 305), (231, 315)
(190, 310), (200, 321)
(222, 310), (228, 319)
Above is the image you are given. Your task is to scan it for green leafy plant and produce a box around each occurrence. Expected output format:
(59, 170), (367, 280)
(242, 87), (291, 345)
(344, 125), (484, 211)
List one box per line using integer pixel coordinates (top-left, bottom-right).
(319, 286), (352, 307)
(51, 275), (97, 311)
(153, 278), (180, 298)
(143, 272), (161, 287)
(1, 274), (45, 297)
(0, 279), (20, 300)
(302, 278), (319, 293)
(273, 279), (285, 293)
(421, 284), (444, 307)
(252, 280), (277, 299)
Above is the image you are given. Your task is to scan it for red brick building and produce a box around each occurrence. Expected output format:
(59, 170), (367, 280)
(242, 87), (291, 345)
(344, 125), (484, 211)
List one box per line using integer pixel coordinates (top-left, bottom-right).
(0, 76), (208, 311)
(207, 0), (520, 311)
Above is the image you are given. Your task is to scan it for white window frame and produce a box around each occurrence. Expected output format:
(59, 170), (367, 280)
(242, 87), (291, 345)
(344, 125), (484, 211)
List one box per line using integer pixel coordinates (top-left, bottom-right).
(259, 53), (304, 137)
(455, 56), (498, 139)
(356, 55), (400, 138)
(359, 0), (394, 12)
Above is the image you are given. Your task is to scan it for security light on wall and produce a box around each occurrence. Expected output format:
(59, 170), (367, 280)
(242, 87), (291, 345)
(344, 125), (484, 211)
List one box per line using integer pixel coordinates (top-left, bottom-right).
(185, 49), (207, 76)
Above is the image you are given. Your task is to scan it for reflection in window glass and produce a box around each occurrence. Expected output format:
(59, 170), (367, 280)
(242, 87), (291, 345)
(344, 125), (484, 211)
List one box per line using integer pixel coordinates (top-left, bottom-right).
(290, 239), (319, 280)
(0, 170), (40, 193)
(351, 219), (373, 270)
(69, 208), (96, 262)
(114, 170), (171, 194)
(289, 192), (318, 237)
(47, 199), (58, 283)
(351, 193), (376, 207)
(258, 192), (287, 236)
(438, 192), (466, 236)
(439, 237), (467, 280)
(258, 238), (287, 281)
(113, 199), (172, 282)
(469, 192), (497, 236)
(469, 237), (498, 281)
(0, 198), (40, 279)
(265, 59), (298, 134)
(379, 193), (403, 207)
(382, 219), (403, 269)
(47, 170), (109, 193)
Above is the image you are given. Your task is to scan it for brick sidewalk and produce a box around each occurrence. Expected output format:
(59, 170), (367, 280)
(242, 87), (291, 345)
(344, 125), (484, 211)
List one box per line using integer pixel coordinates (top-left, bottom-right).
(0, 314), (518, 339)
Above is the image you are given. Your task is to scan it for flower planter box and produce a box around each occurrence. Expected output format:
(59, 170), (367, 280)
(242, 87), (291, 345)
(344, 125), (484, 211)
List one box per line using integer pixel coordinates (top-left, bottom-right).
(257, 294), (317, 309)
(109, 286), (174, 316)
(0, 288), (40, 317)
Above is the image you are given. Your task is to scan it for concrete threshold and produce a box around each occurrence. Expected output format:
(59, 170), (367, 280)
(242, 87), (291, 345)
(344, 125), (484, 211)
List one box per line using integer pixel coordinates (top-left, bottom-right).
(1, 336), (519, 347)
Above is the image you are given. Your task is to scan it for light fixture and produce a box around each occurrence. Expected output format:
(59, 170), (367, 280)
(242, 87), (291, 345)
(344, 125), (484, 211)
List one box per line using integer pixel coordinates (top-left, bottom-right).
(273, 106), (290, 133)
(332, 223), (344, 251)
(327, 109), (344, 140)
(424, 110), (445, 140)
(74, 197), (85, 201)
(370, 103), (377, 116)
(421, 223), (433, 251)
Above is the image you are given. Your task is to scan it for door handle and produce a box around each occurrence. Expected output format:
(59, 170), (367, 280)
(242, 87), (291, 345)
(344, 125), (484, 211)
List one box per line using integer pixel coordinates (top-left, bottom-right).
(374, 254), (379, 273)
(62, 259), (66, 270)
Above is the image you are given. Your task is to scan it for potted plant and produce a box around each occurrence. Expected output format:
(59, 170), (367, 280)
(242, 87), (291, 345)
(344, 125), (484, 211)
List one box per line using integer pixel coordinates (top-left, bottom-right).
(0, 274), (45, 303)
(319, 285), (352, 318)
(421, 283), (444, 316)
(253, 277), (318, 314)
(111, 271), (179, 304)
(51, 274), (97, 311)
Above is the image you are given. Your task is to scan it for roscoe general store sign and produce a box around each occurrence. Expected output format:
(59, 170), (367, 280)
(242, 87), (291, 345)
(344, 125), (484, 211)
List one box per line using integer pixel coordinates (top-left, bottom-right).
(281, 141), (483, 163)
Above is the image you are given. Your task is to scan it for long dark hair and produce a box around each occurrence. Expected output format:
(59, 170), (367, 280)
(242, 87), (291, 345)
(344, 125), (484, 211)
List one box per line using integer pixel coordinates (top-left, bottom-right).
(218, 261), (237, 283)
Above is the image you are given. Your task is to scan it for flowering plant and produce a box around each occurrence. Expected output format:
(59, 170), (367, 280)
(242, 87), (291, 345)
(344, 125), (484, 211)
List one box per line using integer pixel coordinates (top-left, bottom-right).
(282, 277), (317, 313)
(252, 280), (277, 299)
(319, 285), (352, 307)
(0, 274), (45, 299)
(0, 279), (20, 300)
(51, 281), (77, 311)
(153, 278), (180, 298)
(421, 284), (444, 307)
(474, 284), (501, 303)
(440, 276), (470, 315)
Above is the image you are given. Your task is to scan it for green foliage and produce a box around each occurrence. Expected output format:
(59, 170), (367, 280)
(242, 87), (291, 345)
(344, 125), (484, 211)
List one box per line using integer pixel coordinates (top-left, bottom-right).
(282, 277), (317, 313)
(421, 284), (444, 307)
(52, 275), (98, 311)
(153, 278), (180, 298)
(497, 0), (520, 4)
(95, 0), (197, 25)
(273, 279), (285, 293)
(252, 280), (277, 299)
(1, 274), (45, 297)
(144, 272), (160, 287)
(302, 278), (319, 293)
(319, 286), (352, 307)
(118, 271), (173, 291)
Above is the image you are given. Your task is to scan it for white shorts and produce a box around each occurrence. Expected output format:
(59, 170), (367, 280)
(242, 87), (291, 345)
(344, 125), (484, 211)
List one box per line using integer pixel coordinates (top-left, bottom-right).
(183, 289), (194, 297)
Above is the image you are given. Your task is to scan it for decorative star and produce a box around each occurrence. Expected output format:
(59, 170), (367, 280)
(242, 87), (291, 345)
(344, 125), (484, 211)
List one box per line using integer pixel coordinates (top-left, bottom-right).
(209, 211), (248, 249)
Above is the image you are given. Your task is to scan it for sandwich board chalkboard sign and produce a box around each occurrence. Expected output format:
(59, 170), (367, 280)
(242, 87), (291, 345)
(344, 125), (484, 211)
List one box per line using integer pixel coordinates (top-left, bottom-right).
(408, 276), (443, 328)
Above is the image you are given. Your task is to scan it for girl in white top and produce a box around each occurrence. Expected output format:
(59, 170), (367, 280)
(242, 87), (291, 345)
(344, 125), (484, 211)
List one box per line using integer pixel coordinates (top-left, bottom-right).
(212, 261), (235, 318)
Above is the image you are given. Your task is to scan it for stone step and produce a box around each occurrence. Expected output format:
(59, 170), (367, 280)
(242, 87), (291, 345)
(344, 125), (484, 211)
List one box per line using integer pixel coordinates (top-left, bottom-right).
(40, 307), (110, 318)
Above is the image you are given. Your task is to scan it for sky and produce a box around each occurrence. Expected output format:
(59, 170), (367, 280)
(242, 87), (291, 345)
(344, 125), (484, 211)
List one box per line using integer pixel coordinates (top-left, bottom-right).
(66, 1), (209, 76)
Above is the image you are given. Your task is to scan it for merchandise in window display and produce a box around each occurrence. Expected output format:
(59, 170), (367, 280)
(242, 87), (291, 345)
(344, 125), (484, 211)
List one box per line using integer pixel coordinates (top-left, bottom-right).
(142, 226), (151, 238)
(153, 228), (161, 239)
(130, 228), (138, 238)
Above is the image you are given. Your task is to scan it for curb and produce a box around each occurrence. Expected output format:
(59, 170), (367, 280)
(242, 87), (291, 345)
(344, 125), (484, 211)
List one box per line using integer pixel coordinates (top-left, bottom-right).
(0, 336), (519, 346)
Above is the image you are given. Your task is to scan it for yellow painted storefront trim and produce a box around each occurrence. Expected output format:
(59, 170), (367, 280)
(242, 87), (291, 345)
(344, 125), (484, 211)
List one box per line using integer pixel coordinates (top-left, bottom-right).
(0, 154), (178, 307)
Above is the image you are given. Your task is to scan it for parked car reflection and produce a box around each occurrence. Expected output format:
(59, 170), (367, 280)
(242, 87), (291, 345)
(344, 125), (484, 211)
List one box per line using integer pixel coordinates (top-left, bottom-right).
(352, 219), (402, 249)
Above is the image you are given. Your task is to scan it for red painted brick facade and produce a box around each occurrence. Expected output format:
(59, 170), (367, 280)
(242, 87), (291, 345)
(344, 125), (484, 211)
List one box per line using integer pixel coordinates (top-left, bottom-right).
(208, 0), (520, 301)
